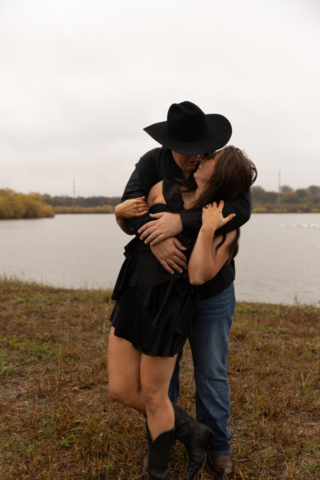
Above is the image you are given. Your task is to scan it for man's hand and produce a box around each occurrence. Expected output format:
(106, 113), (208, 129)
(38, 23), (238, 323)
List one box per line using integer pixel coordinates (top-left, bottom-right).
(150, 237), (187, 274)
(138, 212), (183, 245)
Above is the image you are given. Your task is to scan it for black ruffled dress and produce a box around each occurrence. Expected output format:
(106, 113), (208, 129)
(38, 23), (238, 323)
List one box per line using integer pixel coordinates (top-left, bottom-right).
(110, 178), (198, 357)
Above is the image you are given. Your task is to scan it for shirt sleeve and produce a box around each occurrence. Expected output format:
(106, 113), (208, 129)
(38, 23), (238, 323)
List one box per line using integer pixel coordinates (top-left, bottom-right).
(121, 150), (160, 235)
(179, 189), (252, 235)
(215, 189), (252, 234)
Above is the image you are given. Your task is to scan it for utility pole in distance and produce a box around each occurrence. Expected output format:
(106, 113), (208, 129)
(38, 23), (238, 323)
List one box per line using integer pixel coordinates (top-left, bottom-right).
(277, 170), (281, 205)
(73, 177), (76, 207)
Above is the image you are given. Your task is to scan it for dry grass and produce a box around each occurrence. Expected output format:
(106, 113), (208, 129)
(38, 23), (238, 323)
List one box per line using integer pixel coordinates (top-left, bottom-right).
(0, 278), (319, 479)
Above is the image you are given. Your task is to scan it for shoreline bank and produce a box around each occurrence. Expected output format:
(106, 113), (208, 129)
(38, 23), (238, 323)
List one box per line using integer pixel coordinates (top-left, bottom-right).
(1, 275), (319, 308)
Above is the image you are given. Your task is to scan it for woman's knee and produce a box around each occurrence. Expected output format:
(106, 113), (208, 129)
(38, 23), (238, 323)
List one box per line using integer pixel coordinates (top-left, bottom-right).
(141, 383), (165, 411)
(109, 381), (135, 405)
(109, 380), (123, 402)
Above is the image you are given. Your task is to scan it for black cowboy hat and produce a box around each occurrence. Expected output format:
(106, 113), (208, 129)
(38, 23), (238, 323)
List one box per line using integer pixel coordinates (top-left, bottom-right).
(144, 101), (232, 155)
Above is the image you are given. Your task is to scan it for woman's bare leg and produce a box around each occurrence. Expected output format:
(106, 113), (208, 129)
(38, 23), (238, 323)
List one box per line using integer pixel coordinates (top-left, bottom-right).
(108, 327), (146, 413)
(140, 353), (178, 441)
(109, 327), (178, 440)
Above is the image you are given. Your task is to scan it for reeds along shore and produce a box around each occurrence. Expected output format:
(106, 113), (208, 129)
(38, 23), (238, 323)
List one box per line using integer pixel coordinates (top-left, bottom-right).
(0, 278), (319, 479)
(0, 189), (114, 218)
(53, 205), (114, 214)
(0, 189), (54, 219)
(252, 205), (320, 213)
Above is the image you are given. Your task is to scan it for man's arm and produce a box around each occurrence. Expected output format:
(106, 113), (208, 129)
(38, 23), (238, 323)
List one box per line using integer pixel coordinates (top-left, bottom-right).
(121, 150), (159, 234)
(139, 190), (252, 244)
(180, 190), (252, 236)
(119, 148), (188, 274)
(215, 189), (252, 235)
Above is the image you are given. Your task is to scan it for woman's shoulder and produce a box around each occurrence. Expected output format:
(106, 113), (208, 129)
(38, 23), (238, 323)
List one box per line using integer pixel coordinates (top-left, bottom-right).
(147, 178), (185, 211)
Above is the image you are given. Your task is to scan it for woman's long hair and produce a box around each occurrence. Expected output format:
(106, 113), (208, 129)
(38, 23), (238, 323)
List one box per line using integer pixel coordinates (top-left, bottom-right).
(175, 146), (257, 264)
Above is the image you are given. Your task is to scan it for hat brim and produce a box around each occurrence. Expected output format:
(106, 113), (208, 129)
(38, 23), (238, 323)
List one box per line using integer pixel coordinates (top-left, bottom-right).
(144, 114), (232, 155)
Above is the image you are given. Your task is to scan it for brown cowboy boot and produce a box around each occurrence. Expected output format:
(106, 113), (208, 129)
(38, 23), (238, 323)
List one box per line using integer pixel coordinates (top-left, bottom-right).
(208, 455), (233, 478)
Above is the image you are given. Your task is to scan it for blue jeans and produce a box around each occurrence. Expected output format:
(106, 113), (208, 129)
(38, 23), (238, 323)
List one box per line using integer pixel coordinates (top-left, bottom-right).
(169, 282), (235, 456)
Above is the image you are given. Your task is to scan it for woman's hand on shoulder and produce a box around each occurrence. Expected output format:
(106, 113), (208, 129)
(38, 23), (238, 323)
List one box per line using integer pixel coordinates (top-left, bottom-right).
(115, 197), (149, 219)
(202, 201), (236, 232)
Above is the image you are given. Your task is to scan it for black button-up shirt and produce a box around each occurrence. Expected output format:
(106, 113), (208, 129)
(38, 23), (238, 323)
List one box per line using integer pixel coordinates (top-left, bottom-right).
(121, 147), (252, 299)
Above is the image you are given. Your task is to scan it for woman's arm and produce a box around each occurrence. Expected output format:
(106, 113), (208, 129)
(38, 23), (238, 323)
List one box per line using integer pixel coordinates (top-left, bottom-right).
(115, 197), (149, 235)
(188, 201), (236, 286)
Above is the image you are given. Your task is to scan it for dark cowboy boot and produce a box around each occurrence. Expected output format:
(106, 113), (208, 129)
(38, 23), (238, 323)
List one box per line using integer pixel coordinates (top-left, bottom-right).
(142, 407), (214, 479)
(173, 404), (214, 479)
(146, 423), (175, 480)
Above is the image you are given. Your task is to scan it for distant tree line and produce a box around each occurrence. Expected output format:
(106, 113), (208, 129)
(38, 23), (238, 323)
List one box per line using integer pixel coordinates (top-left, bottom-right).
(43, 185), (320, 211)
(0, 189), (55, 219)
(252, 185), (320, 204)
(0, 189), (117, 218)
(252, 185), (320, 213)
(2, 185), (319, 219)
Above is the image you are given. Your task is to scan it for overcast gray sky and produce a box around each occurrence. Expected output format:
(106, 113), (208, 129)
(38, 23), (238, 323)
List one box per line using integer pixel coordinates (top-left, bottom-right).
(1, 0), (319, 197)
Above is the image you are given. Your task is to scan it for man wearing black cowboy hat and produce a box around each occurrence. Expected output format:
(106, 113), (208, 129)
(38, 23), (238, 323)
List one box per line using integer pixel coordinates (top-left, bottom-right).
(119, 101), (251, 478)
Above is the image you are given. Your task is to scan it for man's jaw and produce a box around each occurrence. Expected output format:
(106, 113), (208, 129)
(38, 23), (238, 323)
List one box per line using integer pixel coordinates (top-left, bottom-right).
(192, 161), (201, 172)
(181, 160), (200, 176)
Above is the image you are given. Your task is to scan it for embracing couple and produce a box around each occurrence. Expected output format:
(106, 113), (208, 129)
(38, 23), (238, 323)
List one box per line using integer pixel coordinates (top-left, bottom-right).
(108, 101), (257, 479)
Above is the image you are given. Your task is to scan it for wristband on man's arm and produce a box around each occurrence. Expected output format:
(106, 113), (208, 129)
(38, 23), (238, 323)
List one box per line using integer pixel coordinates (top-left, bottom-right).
(125, 211), (153, 236)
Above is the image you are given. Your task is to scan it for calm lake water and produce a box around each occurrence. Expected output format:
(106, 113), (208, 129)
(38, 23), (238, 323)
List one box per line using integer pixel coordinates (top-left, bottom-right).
(1, 214), (319, 306)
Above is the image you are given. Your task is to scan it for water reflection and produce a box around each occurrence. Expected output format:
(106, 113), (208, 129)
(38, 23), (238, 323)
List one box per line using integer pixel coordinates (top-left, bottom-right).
(1, 214), (319, 305)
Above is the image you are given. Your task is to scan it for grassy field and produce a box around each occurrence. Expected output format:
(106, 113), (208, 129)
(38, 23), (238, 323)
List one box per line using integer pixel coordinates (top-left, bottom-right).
(0, 279), (319, 479)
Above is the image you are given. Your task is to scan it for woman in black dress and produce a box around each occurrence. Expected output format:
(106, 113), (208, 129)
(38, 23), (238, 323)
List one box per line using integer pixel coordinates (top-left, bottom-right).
(108, 147), (257, 479)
